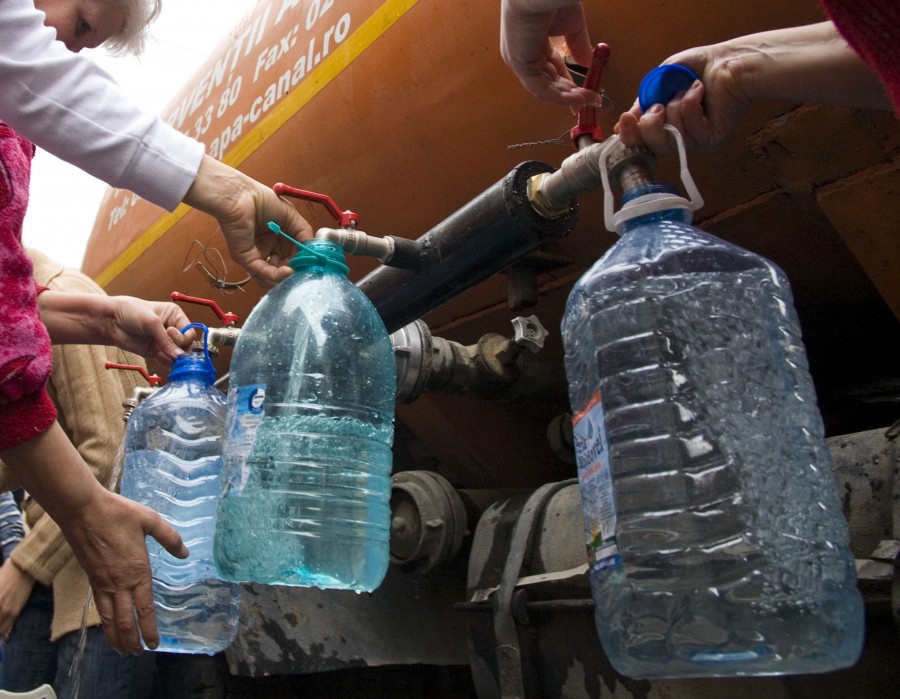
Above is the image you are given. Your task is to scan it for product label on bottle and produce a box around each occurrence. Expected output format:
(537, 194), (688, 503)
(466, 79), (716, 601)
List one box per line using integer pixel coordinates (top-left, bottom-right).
(222, 384), (266, 496)
(572, 392), (620, 573)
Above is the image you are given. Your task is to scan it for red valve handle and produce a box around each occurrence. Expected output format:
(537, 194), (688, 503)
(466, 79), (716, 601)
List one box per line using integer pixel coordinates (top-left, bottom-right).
(570, 43), (611, 148)
(274, 183), (360, 228)
(171, 292), (238, 326)
(104, 362), (162, 386)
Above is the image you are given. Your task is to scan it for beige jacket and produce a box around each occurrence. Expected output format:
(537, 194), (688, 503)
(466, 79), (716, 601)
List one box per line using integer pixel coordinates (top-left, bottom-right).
(0, 249), (146, 640)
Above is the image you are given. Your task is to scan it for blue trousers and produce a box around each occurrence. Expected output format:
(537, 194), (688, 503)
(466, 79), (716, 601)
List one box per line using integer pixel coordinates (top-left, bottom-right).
(0, 585), (136, 699)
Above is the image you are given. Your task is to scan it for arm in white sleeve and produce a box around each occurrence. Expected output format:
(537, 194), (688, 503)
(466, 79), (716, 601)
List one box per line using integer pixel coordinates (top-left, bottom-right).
(0, 0), (204, 210)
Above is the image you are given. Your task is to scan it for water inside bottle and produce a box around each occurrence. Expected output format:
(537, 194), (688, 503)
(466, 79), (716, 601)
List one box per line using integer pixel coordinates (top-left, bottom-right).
(566, 264), (862, 676)
(216, 410), (392, 590)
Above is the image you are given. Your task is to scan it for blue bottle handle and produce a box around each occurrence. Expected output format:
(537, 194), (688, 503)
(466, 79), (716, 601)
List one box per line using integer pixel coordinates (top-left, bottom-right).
(638, 64), (700, 111)
(170, 322), (217, 384)
(180, 322), (211, 359)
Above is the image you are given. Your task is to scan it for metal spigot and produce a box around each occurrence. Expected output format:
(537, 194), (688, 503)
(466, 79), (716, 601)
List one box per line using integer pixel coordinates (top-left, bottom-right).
(528, 43), (612, 218)
(104, 362), (162, 421)
(496, 316), (550, 366)
(390, 316), (566, 404)
(170, 292), (241, 351)
(511, 315), (549, 354)
(273, 183), (422, 270)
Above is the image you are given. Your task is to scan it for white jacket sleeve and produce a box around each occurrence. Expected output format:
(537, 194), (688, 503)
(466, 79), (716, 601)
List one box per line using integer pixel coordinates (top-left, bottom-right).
(0, 0), (204, 211)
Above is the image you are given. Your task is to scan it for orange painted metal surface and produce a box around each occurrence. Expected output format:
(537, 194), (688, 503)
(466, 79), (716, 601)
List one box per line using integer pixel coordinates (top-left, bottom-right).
(82, 0), (899, 487)
(83, 0), (830, 300)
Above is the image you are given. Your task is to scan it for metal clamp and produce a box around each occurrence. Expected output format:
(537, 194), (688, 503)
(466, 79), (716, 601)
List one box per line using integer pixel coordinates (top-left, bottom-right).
(491, 479), (578, 699)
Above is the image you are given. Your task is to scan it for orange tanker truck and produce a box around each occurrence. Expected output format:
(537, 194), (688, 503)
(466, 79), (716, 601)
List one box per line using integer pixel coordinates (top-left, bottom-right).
(82, 1), (899, 696)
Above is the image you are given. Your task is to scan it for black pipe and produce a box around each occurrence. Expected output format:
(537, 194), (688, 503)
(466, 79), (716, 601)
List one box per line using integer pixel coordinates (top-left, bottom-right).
(357, 161), (578, 333)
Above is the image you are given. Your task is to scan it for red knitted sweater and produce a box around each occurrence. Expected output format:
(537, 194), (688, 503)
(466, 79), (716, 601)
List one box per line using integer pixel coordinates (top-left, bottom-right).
(0, 123), (56, 451)
(820, 0), (900, 114)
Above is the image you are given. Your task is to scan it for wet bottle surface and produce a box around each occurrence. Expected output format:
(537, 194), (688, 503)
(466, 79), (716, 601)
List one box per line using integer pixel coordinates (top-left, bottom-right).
(562, 170), (863, 677)
(122, 343), (240, 654)
(214, 239), (395, 590)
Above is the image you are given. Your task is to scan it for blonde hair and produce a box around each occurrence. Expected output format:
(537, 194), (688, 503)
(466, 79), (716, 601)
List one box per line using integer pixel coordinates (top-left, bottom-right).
(102, 0), (162, 56)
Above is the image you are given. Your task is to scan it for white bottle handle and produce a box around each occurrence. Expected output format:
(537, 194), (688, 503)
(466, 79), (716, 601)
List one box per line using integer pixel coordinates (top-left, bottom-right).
(600, 125), (704, 232)
(667, 124), (705, 213)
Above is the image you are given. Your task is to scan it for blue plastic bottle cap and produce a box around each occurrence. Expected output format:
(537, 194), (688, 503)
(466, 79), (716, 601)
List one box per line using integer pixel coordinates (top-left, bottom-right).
(638, 64), (700, 112)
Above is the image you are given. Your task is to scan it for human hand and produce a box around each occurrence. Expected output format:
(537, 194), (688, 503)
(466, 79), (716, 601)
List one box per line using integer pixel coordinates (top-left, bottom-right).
(38, 292), (194, 364)
(102, 296), (195, 364)
(63, 487), (188, 654)
(184, 155), (314, 288)
(615, 45), (750, 154)
(613, 21), (889, 154)
(500, 0), (600, 107)
(0, 559), (35, 638)
(0, 424), (189, 654)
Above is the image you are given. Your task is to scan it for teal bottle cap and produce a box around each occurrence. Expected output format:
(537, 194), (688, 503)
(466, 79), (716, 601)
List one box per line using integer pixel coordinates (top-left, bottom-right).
(638, 64), (700, 111)
(288, 239), (349, 275)
(266, 222), (350, 275)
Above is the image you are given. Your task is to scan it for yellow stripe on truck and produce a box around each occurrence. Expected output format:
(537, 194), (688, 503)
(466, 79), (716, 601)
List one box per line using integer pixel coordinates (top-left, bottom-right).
(95, 0), (419, 289)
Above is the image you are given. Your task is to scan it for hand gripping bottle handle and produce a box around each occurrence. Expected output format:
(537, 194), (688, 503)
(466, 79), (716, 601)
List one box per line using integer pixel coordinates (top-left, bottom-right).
(598, 125), (704, 232)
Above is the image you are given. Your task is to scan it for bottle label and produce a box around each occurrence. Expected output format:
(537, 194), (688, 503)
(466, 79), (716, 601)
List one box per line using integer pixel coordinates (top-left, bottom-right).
(572, 392), (620, 573)
(221, 384), (266, 497)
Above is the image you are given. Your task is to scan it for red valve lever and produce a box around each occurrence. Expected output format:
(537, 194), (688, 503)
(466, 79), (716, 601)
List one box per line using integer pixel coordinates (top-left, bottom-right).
(570, 43), (611, 149)
(104, 362), (163, 386)
(274, 183), (360, 228)
(171, 292), (238, 326)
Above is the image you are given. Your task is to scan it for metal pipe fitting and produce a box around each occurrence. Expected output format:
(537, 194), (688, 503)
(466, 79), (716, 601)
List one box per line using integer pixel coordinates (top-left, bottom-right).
(390, 317), (567, 404)
(316, 227), (394, 262)
(359, 161), (578, 334)
(122, 386), (158, 422)
(527, 138), (658, 219)
(390, 470), (468, 574)
(527, 141), (606, 218)
(207, 325), (241, 349)
(314, 227), (424, 270)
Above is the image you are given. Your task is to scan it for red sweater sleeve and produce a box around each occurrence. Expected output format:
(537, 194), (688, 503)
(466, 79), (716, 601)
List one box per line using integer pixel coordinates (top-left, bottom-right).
(820, 0), (900, 114)
(0, 124), (56, 450)
(0, 389), (57, 451)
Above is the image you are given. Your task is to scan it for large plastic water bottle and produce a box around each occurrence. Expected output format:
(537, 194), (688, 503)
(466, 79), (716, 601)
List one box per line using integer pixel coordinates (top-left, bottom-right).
(561, 131), (863, 678)
(214, 238), (396, 590)
(122, 325), (240, 654)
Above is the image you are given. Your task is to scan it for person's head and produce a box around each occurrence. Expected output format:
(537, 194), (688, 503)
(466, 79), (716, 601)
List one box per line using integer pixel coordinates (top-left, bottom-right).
(33, 0), (161, 55)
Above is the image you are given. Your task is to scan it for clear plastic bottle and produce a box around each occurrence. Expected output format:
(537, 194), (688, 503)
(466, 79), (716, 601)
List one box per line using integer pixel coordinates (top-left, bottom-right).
(561, 135), (863, 678)
(214, 239), (395, 591)
(122, 326), (240, 654)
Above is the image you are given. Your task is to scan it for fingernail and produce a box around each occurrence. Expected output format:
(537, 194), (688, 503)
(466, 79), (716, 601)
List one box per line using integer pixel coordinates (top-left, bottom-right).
(649, 104), (665, 115)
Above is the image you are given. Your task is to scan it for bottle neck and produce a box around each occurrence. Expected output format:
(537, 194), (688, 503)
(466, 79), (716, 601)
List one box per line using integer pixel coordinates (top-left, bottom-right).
(617, 160), (655, 193)
(168, 352), (216, 386)
(615, 180), (692, 234)
(289, 239), (349, 276)
(620, 204), (692, 233)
